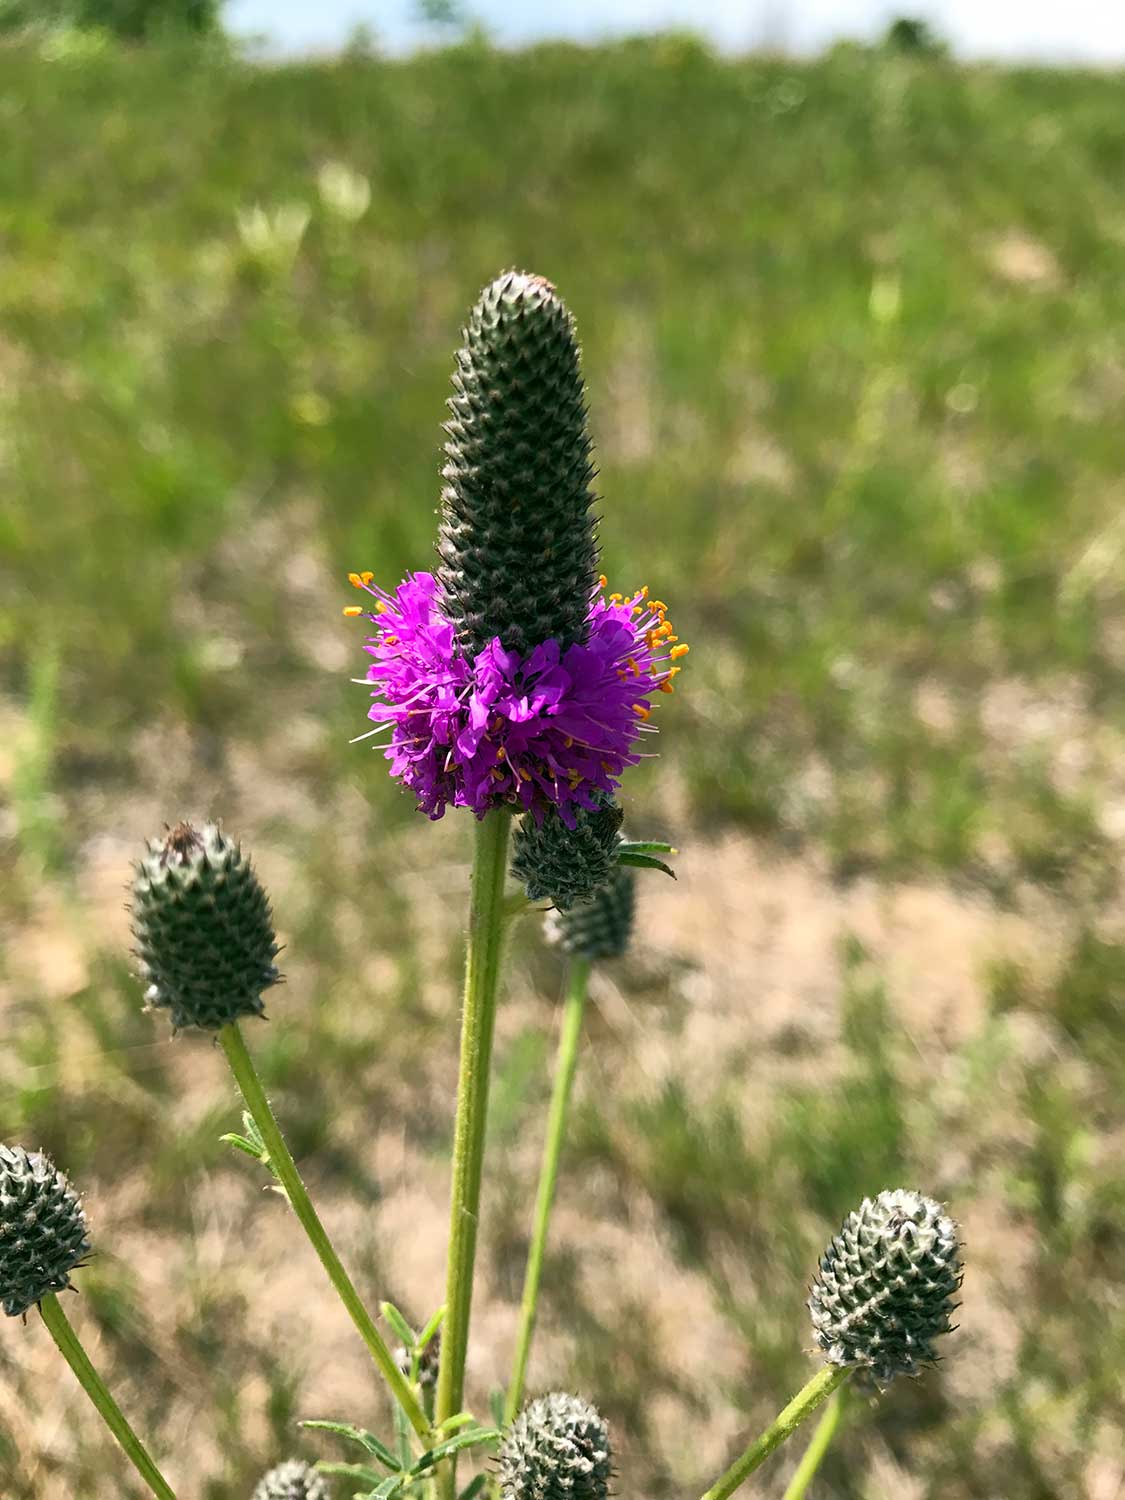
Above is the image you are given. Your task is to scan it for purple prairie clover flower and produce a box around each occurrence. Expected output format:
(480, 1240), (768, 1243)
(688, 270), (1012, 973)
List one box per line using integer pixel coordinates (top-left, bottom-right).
(344, 571), (687, 823)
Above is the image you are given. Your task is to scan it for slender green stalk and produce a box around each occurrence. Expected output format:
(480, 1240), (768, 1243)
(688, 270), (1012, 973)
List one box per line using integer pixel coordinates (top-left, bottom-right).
(700, 1367), (850, 1500)
(782, 1386), (847, 1500)
(504, 957), (591, 1425)
(218, 1022), (432, 1441)
(39, 1292), (177, 1500)
(435, 809), (513, 1497)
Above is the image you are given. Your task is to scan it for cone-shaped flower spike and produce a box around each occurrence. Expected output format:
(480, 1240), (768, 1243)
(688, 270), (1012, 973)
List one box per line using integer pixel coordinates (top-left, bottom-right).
(131, 821), (281, 1031)
(808, 1188), (962, 1386)
(547, 862), (636, 959)
(511, 796), (624, 910)
(499, 1393), (612, 1500)
(252, 1460), (330, 1500)
(0, 1145), (90, 1317)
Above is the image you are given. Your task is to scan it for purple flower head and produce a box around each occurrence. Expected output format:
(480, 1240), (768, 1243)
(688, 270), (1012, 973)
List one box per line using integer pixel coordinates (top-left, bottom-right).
(345, 572), (686, 823)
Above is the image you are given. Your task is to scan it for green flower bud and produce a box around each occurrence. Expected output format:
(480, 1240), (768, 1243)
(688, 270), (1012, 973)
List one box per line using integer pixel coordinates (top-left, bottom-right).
(252, 1460), (330, 1500)
(436, 270), (599, 658)
(808, 1188), (962, 1386)
(511, 798), (624, 912)
(0, 1145), (90, 1318)
(131, 821), (281, 1032)
(546, 863), (636, 961)
(499, 1393), (611, 1500)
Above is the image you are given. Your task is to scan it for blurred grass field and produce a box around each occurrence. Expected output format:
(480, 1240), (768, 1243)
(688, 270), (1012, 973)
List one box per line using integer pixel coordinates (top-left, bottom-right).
(0, 28), (1123, 1500)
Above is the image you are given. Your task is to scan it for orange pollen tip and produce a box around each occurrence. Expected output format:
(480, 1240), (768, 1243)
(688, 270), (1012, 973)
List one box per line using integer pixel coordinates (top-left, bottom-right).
(659, 681), (675, 694)
(598, 574), (608, 588)
(652, 600), (667, 612)
(632, 606), (643, 616)
(490, 768), (504, 782)
(569, 770), (582, 786)
(671, 644), (690, 659)
(609, 593), (622, 604)
(517, 769), (531, 782)
(563, 735), (574, 748)
(384, 635), (398, 645)
(632, 704), (651, 720)
(348, 572), (363, 587)
(496, 746), (506, 759)
(601, 759), (616, 774)
(361, 571), (374, 585)
(627, 657), (640, 676)
(375, 601), (389, 614)
(342, 605), (364, 617)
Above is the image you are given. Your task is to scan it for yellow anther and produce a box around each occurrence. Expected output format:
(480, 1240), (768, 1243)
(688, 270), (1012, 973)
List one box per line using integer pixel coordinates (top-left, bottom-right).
(342, 605), (364, 617)
(639, 585), (649, 599)
(384, 634), (398, 645)
(627, 657), (640, 676)
(496, 746), (506, 760)
(632, 703), (651, 720)
(651, 600), (667, 612)
(601, 759), (616, 774)
(375, 600), (389, 614)
(598, 574), (608, 588)
(348, 572), (363, 587)
(659, 680), (676, 694)
(609, 593), (623, 604)
(563, 735), (574, 748)
(490, 767), (504, 782)
(517, 769), (531, 782)
(671, 643), (690, 659)
(361, 571), (374, 585)
(568, 770), (583, 786)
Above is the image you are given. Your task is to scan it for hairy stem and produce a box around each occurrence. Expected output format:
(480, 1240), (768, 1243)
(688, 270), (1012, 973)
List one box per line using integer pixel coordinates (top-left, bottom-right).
(782, 1385), (847, 1500)
(219, 1022), (431, 1441)
(39, 1292), (177, 1500)
(504, 957), (591, 1424)
(435, 809), (513, 1498)
(700, 1367), (850, 1500)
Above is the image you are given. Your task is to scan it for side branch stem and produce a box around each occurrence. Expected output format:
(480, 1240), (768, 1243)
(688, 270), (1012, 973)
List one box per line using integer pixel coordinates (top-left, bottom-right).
(218, 1022), (431, 1441)
(699, 1367), (850, 1500)
(39, 1292), (177, 1500)
(504, 957), (591, 1424)
(435, 809), (513, 1497)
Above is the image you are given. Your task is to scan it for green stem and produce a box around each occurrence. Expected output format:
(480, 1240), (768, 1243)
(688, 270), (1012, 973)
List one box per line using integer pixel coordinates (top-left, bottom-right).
(699, 1367), (850, 1500)
(39, 1292), (177, 1500)
(218, 1022), (431, 1441)
(435, 809), (513, 1497)
(503, 957), (591, 1425)
(782, 1385), (847, 1500)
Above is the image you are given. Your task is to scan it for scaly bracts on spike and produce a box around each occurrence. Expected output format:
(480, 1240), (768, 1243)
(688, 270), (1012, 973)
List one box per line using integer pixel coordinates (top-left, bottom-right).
(0, 1145), (89, 1318)
(500, 1393), (612, 1500)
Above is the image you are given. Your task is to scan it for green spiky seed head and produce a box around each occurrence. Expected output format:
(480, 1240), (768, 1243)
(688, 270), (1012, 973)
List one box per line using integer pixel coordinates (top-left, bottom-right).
(809, 1188), (962, 1386)
(131, 821), (281, 1032)
(252, 1460), (330, 1500)
(499, 1393), (612, 1500)
(511, 798), (624, 912)
(546, 862), (636, 961)
(436, 270), (599, 659)
(0, 1145), (90, 1318)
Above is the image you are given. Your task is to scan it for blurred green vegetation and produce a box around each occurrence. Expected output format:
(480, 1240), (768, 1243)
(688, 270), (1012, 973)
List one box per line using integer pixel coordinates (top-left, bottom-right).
(0, 30), (1122, 1500)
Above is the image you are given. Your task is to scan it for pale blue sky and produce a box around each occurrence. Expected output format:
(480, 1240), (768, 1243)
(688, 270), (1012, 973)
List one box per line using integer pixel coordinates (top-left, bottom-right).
(227, 0), (1125, 63)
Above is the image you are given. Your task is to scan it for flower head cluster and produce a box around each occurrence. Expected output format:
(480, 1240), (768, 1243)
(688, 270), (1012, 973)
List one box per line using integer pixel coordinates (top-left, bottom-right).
(346, 571), (686, 823)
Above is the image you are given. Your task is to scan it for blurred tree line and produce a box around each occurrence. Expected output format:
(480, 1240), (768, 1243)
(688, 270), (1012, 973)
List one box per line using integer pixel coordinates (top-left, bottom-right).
(0, 0), (221, 39)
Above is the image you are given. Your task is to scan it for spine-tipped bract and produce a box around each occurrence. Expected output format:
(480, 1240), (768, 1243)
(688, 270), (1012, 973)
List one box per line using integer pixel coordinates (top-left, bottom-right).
(131, 821), (281, 1032)
(809, 1188), (962, 1386)
(437, 270), (599, 659)
(547, 863), (636, 961)
(0, 1145), (90, 1318)
(252, 1459), (330, 1500)
(499, 1393), (612, 1500)
(511, 798), (624, 912)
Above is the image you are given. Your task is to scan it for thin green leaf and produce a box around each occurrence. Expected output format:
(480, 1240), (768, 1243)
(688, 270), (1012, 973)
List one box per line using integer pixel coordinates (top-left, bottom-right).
(316, 1462), (387, 1485)
(219, 1133), (264, 1160)
(381, 1301), (416, 1349)
(459, 1476), (488, 1500)
(617, 840), (677, 856)
(489, 1390), (506, 1429)
(300, 1420), (402, 1471)
(616, 852), (677, 878)
(436, 1413), (475, 1434)
(410, 1428), (500, 1473)
(416, 1304), (445, 1353)
(392, 1391), (413, 1471)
